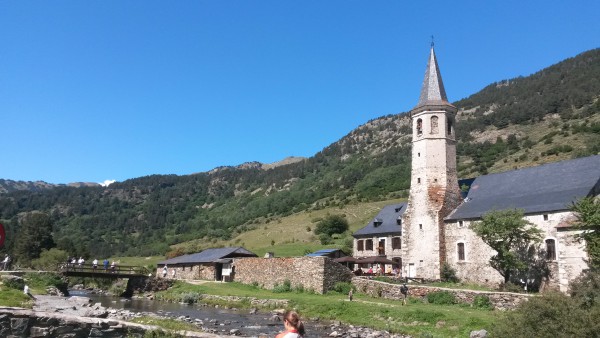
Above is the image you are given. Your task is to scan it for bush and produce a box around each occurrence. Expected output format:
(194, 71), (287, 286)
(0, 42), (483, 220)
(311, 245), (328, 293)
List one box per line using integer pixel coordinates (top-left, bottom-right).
(472, 295), (492, 309)
(31, 248), (69, 270)
(314, 214), (349, 236)
(426, 291), (456, 305)
(180, 292), (200, 304)
(491, 291), (600, 337)
(2, 276), (25, 290)
(273, 280), (292, 293)
(319, 233), (332, 245)
(332, 282), (354, 295)
(440, 263), (459, 283)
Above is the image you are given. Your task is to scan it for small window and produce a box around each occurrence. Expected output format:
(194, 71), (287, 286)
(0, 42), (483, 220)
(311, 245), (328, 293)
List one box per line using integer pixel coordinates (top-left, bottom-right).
(418, 152), (421, 157)
(419, 224), (423, 230)
(434, 178), (438, 183)
(458, 221), (464, 227)
(357, 240), (364, 251)
(396, 217), (402, 226)
(366, 239), (373, 251)
(417, 178), (421, 183)
(546, 239), (556, 260)
(447, 119), (452, 135)
(457, 243), (465, 261)
(543, 214), (549, 221)
(417, 118), (423, 136)
(392, 237), (401, 250)
(431, 116), (439, 134)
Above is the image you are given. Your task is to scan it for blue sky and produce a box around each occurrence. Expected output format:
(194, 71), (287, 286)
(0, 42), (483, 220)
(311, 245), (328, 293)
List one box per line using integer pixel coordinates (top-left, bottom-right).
(1, 1), (598, 184)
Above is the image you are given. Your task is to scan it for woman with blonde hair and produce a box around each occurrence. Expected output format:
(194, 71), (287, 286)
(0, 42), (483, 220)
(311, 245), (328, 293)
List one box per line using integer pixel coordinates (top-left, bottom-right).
(276, 310), (305, 338)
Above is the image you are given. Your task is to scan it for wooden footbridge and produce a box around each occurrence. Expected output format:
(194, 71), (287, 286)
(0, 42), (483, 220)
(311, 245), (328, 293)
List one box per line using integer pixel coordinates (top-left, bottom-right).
(57, 263), (150, 279)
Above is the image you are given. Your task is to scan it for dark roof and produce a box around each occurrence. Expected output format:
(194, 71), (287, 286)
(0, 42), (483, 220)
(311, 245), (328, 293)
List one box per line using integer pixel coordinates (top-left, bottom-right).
(158, 247), (257, 265)
(415, 46), (450, 108)
(353, 203), (407, 237)
(446, 155), (600, 221)
(306, 249), (344, 257)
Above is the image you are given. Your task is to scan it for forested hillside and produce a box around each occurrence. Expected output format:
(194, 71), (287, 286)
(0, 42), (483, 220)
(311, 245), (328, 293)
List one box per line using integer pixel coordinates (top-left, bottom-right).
(1, 48), (598, 262)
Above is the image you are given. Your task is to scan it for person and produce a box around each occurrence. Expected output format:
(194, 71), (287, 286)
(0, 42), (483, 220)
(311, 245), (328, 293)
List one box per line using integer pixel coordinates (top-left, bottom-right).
(111, 261), (116, 273)
(275, 310), (305, 338)
(348, 289), (353, 301)
(103, 259), (109, 271)
(376, 265), (382, 276)
(162, 265), (168, 278)
(92, 259), (98, 271)
(367, 267), (373, 275)
(24, 284), (36, 300)
(171, 269), (176, 279)
(400, 283), (409, 305)
(78, 257), (85, 270)
(2, 255), (9, 271)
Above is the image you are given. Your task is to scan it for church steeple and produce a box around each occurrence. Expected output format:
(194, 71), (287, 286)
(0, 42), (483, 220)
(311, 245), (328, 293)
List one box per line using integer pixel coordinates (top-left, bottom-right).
(415, 46), (449, 108)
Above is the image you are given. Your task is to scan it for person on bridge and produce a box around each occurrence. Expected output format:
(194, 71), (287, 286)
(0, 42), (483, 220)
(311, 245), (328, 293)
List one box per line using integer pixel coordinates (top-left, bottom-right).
(78, 257), (85, 270)
(111, 261), (116, 273)
(92, 259), (98, 271)
(103, 259), (109, 271)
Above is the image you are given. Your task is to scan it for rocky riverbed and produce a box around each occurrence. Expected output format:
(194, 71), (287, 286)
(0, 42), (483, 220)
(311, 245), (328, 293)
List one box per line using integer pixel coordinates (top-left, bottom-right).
(30, 294), (414, 337)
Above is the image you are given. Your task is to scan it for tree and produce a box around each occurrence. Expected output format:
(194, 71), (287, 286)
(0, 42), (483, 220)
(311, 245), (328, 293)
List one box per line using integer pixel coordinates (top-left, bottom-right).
(13, 211), (55, 266)
(570, 197), (600, 269)
(314, 214), (349, 237)
(470, 209), (543, 284)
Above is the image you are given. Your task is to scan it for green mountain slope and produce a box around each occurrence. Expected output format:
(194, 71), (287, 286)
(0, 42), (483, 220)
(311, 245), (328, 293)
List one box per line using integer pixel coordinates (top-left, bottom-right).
(0, 48), (598, 260)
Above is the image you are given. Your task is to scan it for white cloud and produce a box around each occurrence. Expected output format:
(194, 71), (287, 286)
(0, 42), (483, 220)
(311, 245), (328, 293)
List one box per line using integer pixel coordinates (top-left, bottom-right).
(99, 179), (116, 187)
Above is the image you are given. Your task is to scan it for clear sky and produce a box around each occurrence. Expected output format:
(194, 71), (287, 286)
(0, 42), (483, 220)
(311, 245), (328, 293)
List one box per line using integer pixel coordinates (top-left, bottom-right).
(1, 1), (598, 184)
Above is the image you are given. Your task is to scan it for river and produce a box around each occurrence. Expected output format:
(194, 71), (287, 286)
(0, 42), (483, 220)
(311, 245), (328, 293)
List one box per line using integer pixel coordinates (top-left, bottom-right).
(71, 291), (334, 337)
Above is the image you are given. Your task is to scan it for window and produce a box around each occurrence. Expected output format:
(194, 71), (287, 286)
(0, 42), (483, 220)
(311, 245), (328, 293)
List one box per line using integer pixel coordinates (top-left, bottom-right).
(431, 116), (439, 134)
(447, 119), (452, 135)
(396, 217), (402, 226)
(419, 224), (423, 230)
(458, 221), (464, 227)
(417, 118), (423, 136)
(417, 178), (421, 183)
(418, 152), (420, 157)
(378, 239), (386, 255)
(457, 243), (465, 261)
(366, 239), (373, 251)
(392, 237), (401, 249)
(543, 214), (549, 221)
(546, 239), (556, 260)
(357, 240), (364, 251)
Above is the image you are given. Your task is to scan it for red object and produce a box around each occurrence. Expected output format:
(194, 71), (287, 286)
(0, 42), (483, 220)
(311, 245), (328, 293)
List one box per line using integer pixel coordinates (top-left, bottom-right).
(0, 223), (4, 247)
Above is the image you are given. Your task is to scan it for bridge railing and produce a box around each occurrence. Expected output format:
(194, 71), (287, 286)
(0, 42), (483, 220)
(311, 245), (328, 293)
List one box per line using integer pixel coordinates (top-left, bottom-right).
(57, 263), (150, 276)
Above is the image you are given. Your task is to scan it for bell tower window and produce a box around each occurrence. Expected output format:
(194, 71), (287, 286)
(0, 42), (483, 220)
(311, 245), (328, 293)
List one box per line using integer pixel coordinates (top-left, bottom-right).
(416, 118), (423, 136)
(447, 119), (453, 135)
(431, 116), (439, 134)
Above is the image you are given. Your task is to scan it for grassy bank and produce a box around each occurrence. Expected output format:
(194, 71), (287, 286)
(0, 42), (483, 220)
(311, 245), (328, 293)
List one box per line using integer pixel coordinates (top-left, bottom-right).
(156, 281), (499, 337)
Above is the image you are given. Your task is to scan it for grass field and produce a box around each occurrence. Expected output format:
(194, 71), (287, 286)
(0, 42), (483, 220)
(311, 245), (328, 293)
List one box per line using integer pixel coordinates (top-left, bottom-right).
(156, 281), (499, 337)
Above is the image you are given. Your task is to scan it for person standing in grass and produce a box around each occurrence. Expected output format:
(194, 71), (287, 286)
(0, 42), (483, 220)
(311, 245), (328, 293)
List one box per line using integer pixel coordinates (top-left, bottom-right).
(276, 310), (305, 338)
(400, 283), (409, 305)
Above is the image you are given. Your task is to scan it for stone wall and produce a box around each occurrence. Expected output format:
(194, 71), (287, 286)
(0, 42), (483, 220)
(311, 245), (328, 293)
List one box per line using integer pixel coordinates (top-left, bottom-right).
(234, 256), (353, 294)
(351, 277), (531, 310)
(156, 264), (216, 281)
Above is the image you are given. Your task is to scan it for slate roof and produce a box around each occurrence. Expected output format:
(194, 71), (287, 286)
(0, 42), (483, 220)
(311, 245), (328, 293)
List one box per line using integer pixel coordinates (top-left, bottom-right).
(415, 46), (450, 108)
(353, 203), (407, 237)
(306, 249), (344, 257)
(446, 155), (600, 221)
(158, 247), (257, 265)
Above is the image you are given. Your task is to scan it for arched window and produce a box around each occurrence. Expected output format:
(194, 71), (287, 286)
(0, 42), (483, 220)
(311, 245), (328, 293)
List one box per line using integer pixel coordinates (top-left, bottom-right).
(447, 118), (453, 135)
(545, 239), (556, 260)
(430, 116), (439, 134)
(416, 118), (423, 136)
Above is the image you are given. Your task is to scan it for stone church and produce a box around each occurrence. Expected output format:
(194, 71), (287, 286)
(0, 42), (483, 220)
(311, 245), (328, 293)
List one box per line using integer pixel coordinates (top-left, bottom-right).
(352, 46), (599, 291)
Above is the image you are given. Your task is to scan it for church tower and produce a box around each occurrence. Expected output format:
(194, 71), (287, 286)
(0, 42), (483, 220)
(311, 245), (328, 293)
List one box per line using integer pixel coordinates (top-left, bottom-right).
(401, 45), (461, 279)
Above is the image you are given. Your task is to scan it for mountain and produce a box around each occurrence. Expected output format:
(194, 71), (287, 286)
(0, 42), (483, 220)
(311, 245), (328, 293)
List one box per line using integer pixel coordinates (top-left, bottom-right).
(0, 179), (101, 194)
(0, 48), (598, 259)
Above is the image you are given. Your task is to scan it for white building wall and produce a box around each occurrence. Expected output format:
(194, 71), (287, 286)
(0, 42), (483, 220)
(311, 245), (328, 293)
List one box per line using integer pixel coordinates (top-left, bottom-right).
(445, 211), (589, 291)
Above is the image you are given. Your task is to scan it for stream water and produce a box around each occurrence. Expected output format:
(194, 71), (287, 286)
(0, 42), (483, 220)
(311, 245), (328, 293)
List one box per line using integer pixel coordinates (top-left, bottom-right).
(71, 291), (333, 337)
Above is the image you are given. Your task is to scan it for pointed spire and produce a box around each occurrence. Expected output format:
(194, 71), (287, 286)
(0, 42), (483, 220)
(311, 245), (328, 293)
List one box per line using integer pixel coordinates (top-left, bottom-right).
(416, 46), (448, 107)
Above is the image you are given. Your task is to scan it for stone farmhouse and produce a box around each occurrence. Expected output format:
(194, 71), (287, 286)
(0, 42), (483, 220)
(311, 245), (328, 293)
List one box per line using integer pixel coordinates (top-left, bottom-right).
(353, 46), (600, 291)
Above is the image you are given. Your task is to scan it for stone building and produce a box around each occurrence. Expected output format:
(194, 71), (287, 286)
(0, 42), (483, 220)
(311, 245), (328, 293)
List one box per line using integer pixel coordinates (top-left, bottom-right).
(156, 247), (257, 281)
(353, 45), (599, 290)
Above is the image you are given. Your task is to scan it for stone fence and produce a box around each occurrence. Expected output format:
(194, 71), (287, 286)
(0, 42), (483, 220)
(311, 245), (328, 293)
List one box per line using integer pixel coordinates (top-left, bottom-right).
(0, 307), (231, 338)
(234, 256), (353, 294)
(352, 277), (532, 310)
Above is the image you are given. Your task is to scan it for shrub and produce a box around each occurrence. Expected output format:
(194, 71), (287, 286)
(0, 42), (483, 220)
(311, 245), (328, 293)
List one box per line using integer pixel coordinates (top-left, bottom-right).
(319, 233), (332, 245)
(473, 295), (493, 309)
(273, 280), (292, 293)
(180, 292), (200, 304)
(332, 282), (354, 295)
(31, 248), (68, 270)
(314, 214), (349, 236)
(2, 276), (25, 290)
(426, 291), (456, 305)
(440, 263), (459, 283)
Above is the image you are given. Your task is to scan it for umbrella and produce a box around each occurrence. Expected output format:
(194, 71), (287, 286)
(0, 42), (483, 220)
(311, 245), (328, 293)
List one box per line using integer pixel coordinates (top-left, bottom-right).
(356, 256), (398, 265)
(333, 256), (358, 263)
